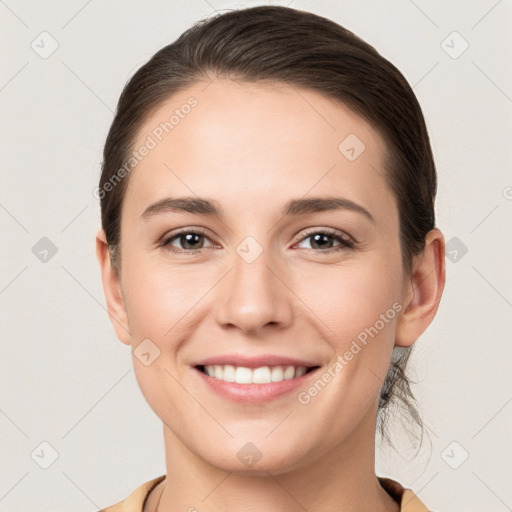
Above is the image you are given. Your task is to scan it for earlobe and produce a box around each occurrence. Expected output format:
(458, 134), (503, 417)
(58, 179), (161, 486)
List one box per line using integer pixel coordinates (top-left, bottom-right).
(95, 228), (132, 346)
(395, 228), (446, 347)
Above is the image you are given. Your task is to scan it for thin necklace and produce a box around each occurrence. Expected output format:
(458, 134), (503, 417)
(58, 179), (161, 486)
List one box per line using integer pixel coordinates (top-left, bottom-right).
(154, 481), (165, 512)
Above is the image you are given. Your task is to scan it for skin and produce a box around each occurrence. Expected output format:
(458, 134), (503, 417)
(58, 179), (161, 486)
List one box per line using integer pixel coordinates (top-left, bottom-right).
(96, 77), (445, 511)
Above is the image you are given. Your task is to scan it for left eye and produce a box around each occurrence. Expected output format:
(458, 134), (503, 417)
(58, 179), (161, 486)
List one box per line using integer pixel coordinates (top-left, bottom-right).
(295, 230), (354, 251)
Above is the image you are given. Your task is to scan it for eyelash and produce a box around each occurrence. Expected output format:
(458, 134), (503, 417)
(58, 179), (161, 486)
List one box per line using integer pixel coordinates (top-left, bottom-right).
(159, 227), (355, 254)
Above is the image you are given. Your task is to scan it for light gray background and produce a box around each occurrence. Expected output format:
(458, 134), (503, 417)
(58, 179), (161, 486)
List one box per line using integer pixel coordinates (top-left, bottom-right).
(1, 1), (511, 511)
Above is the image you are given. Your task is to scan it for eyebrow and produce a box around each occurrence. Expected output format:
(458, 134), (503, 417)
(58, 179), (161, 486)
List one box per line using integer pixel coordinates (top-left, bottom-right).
(141, 196), (375, 223)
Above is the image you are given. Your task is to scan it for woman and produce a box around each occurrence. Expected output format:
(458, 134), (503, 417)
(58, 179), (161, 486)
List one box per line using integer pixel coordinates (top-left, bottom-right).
(95, 5), (445, 511)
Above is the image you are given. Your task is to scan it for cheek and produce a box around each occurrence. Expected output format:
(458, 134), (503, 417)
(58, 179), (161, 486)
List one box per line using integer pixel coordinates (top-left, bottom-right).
(295, 258), (403, 416)
(302, 259), (401, 340)
(121, 258), (210, 414)
(122, 256), (211, 343)
(286, 259), (403, 443)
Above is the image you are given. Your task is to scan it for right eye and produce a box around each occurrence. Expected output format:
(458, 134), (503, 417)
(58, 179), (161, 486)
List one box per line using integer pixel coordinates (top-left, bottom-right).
(160, 229), (215, 252)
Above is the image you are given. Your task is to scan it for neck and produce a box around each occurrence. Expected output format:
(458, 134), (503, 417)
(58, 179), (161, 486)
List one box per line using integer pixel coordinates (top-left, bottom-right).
(155, 404), (399, 512)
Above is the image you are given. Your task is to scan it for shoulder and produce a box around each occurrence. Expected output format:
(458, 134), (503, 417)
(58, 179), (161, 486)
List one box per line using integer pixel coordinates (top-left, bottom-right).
(378, 476), (433, 511)
(97, 474), (166, 512)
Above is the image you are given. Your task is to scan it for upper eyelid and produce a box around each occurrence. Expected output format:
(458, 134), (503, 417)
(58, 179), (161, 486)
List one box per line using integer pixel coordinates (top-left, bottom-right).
(298, 227), (353, 241)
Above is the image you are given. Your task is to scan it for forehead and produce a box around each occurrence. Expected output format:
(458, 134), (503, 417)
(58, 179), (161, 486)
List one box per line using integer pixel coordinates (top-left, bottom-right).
(124, 78), (393, 221)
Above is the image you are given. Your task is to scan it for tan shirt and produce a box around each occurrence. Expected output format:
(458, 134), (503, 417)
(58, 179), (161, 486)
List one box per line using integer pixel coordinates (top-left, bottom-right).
(98, 474), (431, 511)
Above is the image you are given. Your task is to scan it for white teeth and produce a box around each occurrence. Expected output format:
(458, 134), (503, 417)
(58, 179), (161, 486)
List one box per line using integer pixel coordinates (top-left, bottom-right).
(271, 366), (283, 382)
(252, 366), (271, 384)
(235, 367), (253, 384)
(202, 364), (310, 384)
(223, 364), (236, 382)
(283, 366), (295, 380)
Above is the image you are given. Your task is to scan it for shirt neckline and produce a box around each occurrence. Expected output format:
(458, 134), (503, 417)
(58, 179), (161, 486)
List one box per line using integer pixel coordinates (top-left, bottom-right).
(139, 474), (424, 511)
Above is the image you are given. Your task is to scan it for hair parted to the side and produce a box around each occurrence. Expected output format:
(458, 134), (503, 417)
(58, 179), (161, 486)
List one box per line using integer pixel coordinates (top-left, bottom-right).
(100, 5), (437, 444)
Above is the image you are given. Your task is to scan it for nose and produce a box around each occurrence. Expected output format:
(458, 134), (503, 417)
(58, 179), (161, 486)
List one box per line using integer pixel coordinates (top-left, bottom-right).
(214, 244), (294, 335)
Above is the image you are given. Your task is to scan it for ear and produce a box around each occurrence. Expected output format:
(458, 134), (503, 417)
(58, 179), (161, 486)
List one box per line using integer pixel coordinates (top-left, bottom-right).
(95, 228), (132, 345)
(395, 228), (446, 347)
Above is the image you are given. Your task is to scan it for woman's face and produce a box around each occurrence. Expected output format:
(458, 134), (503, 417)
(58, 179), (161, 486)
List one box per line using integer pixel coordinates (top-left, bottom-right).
(110, 78), (412, 473)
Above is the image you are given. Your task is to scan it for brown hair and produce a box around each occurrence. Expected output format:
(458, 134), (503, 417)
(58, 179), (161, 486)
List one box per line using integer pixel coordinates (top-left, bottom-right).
(99, 5), (436, 442)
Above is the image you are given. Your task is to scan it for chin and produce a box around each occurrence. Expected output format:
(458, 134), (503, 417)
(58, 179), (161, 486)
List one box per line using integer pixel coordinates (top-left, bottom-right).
(198, 436), (310, 476)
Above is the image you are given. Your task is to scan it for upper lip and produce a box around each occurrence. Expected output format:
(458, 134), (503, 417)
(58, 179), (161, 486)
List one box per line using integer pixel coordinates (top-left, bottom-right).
(192, 354), (321, 369)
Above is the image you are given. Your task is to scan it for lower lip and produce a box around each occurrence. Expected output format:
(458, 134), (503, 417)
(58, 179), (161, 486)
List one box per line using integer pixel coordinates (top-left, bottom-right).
(193, 367), (320, 403)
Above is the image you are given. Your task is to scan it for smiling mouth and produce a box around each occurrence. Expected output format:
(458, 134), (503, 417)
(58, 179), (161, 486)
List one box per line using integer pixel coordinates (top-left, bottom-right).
(195, 364), (320, 384)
